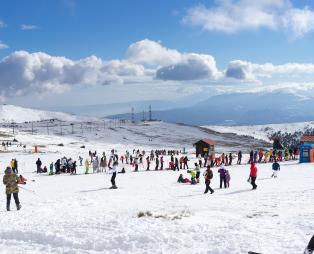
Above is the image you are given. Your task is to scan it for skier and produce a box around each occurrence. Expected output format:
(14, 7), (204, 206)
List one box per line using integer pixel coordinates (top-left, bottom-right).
(3, 166), (21, 211)
(304, 235), (314, 254)
(271, 160), (280, 178)
(203, 166), (214, 194)
(249, 162), (258, 190)
(228, 153), (232, 166)
(218, 164), (227, 189)
(109, 161), (118, 189)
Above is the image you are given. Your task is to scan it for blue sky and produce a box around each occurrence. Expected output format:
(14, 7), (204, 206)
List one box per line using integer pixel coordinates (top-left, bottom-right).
(1, 0), (314, 109)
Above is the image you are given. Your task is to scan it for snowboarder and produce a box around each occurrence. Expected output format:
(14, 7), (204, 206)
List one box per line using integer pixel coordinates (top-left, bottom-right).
(249, 162), (258, 190)
(160, 156), (164, 170)
(229, 153), (233, 166)
(3, 166), (21, 211)
(203, 166), (214, 194)
(218, 164), (227, 189)
(109, 161), (118, 189)
(271, 160), (280, 178)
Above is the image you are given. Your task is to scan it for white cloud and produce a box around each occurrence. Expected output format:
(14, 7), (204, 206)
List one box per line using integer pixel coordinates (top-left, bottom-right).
(0, 51), (146, 97)
(21, 24), (39, 30)
(182, 0), (314, 38)
(126, 39), (182, 66)
(156, 53), (221, 80)
(226, 60), (314, 80)
(0, 41), (9, 49)
(127, 39), (221, 81)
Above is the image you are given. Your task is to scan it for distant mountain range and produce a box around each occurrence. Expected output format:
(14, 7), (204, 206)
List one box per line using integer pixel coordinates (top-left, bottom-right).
(108, 92), (314, 125)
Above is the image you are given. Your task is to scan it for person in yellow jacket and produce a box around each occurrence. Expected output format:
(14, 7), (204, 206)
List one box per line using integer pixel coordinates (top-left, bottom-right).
(84, 159), (90, 174)
(187, 169), (197, 185)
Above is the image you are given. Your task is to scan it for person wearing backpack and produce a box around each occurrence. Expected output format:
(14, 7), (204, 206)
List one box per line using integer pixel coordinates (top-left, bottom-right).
(203, 166), (214, 194)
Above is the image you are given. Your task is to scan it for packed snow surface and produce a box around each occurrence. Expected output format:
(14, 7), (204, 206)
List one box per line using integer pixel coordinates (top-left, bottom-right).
(203, 121), (314, 142)
(0, 123), (312, 254)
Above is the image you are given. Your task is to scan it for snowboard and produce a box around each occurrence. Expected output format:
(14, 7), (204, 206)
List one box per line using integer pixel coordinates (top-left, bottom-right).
(248, 252), (262, 254)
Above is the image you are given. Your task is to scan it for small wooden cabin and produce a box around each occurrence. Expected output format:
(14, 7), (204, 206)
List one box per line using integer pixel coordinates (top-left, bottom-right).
(193, 139), (216, 158)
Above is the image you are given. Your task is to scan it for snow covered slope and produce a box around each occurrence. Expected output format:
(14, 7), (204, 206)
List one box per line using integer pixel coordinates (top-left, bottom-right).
(0, 104), (93, 123)
(203, 121), (314, 142)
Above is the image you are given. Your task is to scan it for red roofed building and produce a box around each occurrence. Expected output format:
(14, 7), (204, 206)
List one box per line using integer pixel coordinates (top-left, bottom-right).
(193, 139), (216, 157)
(300, 135), (314, 144)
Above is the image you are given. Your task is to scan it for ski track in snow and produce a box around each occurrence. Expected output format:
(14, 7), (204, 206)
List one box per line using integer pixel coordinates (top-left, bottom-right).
(0, 124), (312, 253)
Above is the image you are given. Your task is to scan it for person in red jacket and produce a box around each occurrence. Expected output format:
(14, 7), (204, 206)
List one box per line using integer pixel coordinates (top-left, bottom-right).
(249, 162), (258, 189)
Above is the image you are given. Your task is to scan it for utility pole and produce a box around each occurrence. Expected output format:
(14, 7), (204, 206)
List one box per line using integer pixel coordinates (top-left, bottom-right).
(131, 107), (135, 123)
(47, 122), (49, 135)
(60, 124), (62, 136)
(81, 123), (83, 134)
(71, 123), (74, 134)
(142, 110), (145, 122)
(149, 105), (152, 121)
(31, 122), (34, 135)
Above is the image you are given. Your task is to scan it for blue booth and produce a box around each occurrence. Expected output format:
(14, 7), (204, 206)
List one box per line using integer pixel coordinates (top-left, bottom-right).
(299, 145), (311, 163)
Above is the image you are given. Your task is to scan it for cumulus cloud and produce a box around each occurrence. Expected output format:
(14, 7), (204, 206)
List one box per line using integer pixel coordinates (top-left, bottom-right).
(0, 51), (146, 97)
(126, 39), (182, 66)
(182, 0), (314, 38)
(20, 24), (39, 30)
(127, 39), (221, 81)
(0, 41), (9, 49)
(156, 53), (220, 81)
(226, 60), (314, 80)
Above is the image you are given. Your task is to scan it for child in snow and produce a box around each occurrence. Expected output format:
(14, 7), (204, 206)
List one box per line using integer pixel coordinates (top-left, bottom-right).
(177, 174), (191, 184)
(3, 166), (21, 211)
(109, 161), (118, 189)
(249, 162), (258, 190)
(271, 160), (280, 178)
(203, 166), (214, 194)
(17, 175), (27, 185)
(225, 169), (230, 188)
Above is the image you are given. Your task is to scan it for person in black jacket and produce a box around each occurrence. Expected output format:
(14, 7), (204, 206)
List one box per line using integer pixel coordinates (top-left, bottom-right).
(36, 158), (42, 173)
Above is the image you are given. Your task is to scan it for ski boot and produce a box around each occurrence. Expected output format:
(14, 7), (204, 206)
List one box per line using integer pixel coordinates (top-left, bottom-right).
(17, 204), (21, 210)
(6, 205), (10, 211)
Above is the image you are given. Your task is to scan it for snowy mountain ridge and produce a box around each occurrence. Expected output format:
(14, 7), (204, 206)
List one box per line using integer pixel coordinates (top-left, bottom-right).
(203, 121), (314, 142)
(0, 104), (96, 123)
